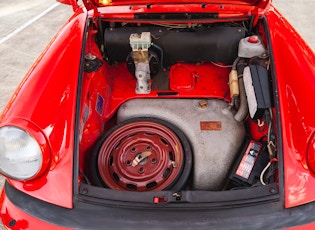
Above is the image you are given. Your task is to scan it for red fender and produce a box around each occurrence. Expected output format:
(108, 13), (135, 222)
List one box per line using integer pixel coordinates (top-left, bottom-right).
(0, 8), (87, 208)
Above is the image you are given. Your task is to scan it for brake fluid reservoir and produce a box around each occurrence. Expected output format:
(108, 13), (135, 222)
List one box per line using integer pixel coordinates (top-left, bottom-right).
(238, 35), (266, 58)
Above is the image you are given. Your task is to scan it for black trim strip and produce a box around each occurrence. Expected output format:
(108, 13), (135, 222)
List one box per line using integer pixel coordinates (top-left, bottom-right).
(261, 15), (285, 205)
(73, 14), (90, 200)
(102, 16), (252, 23)
(78, 183), (279, 208)
(134, 13), (218, 20)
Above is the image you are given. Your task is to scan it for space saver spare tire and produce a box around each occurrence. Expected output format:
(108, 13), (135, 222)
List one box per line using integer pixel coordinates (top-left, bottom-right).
(91, 117), (192, 192)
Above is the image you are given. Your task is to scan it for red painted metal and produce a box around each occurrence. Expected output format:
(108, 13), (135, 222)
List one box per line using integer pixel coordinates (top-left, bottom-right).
(93, 0), (269, 7)
(247, 117), (269, 142)
(97, 120), (184, 191)
(107, 62), (231, 119)
(91, 0), (270, 26)
(0, 188), (66, 229)
(78, 61), (231, 161)
(78, 28), (111, 173)
(266, 6), (315, 208)
(0, 0), (314, 221)
(0, 8), (87, 209)
(97, 4), (255, 23)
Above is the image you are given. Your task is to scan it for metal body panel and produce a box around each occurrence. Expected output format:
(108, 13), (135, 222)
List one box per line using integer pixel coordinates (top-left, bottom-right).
(0, 8), (87, 208)
(266, 8), (315, 207)
(0, 1), (314, 227)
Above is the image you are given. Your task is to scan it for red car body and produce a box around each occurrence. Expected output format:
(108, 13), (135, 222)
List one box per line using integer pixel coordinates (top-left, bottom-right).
(1, 0), (315, 229)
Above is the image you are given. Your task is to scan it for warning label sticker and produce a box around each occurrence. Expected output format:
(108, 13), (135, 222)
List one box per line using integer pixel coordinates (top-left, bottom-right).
(236, 142), (261, 179)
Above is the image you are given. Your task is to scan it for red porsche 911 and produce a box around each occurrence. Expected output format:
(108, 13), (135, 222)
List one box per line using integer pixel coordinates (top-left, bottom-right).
(1, 0), (315, 229)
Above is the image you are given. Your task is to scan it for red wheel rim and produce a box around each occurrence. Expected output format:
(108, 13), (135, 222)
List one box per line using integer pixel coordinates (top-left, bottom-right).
(98, 120), (184, 191)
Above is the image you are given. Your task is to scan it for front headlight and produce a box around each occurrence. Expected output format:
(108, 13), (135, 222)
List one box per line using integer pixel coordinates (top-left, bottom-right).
(0, 126), (43, 180)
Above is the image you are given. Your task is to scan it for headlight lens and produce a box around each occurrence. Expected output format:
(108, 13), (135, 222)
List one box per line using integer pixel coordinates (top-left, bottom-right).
(0, 126), (43, 180)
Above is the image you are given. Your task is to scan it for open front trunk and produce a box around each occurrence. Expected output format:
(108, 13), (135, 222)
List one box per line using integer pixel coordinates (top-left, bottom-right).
(76, 10), (279, 205)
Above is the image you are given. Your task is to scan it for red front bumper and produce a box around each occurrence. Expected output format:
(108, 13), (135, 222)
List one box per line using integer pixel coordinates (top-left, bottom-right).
(0, 186), (67, 230)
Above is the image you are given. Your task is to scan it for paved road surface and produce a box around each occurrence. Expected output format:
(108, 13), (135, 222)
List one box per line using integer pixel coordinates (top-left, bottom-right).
(0, 1), (314, 228)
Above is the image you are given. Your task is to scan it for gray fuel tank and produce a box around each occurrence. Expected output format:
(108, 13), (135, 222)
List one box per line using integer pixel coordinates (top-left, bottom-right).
(117, 99), (245, 190)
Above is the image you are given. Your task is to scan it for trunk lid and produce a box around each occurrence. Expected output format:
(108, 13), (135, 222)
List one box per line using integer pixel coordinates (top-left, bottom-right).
(78, 0), (271, 15)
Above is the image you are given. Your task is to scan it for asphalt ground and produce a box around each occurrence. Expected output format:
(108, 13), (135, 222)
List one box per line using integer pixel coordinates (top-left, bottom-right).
(0, 1), (314, 228)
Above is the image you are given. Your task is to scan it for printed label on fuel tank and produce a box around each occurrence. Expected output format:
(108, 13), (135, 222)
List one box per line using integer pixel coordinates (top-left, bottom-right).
(200, 121), (222, 131)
